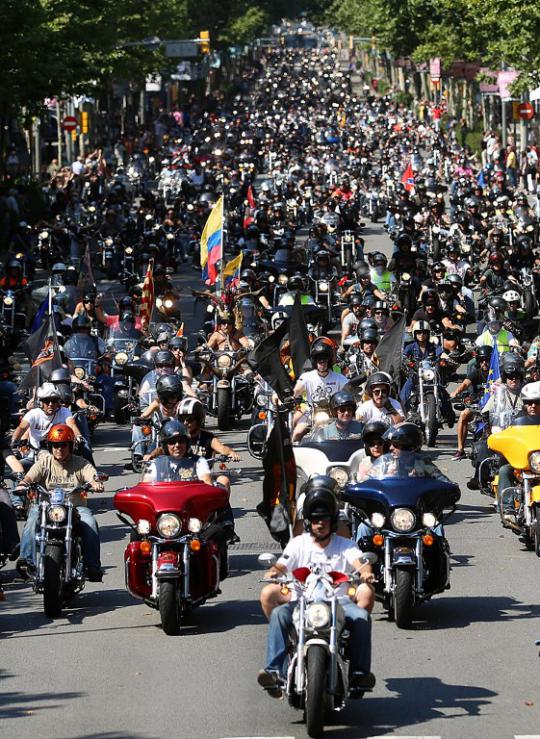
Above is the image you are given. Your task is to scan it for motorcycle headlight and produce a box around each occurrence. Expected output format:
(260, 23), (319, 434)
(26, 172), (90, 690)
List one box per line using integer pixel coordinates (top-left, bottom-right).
(217, 354), (232, 368)
(115, 351), (128, 366)
(48, 505), (67, 523)
(157, 513), (181, 538)
(166, 233), (174, 240)
(391, 508), (416, 532)
(3, 296), (13, 306)
(529, 451), (540, 473)
(188, 517), (202, 533)
(278, 274), (288, 285)
(421, 369), (435, 381)
(105, 237), (114, 246)
(371, 512), (386, 528)
(125, 247), (133, 255)
(156, 298), (163, 308)
(328, 466), (349, 487)
(401, 272), (410, 282)
(306, 602), (331, 629)
(422, 512), (438, 528)
(164, 299), (174, 309)
(74, 367), (86, 379)
(318, 281), (328, 292)
(39, 230), (49, 239)
(137, 518), (151, 535)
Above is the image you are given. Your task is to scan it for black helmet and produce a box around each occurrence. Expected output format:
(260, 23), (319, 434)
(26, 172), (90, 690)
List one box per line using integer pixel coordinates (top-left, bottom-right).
(500, 351), (524, 380)
(330, 390), (356, 415)
(240, 268), (256, 283)
(159, 419), (189, 448)
(154, 350), (174, 368)
(476, 345), (493, 361)
(432, 261), (445, 274)
(72, 314), (92, 331)
(289, 274), (304, 291)
(349, 294), (364, 308)
(120, 310), (134, 323)
(156, 374), (183, 403)
(355, 261), (370, 278)
(6, 258), (22, 272)
(447, 273), (463, 288)
(422, 289), (439, 305)
(50, 368), (71, 385)
(360, 327), (379, 343)
(302, 476), (340, 533)
(362, 420), (389, 454)
(310, 337), (334, 364)
(82, 292), (96, 304)
(374, 300), (388, 313)
(488, 296), (506, 313)
(366, 372), (392, 395)
(119, 296), (134, 310)
(396, 233), (412, 249)
(383, 422), (423, 451)
(169, 336), (188, 352)
(359, 317), (378, 333)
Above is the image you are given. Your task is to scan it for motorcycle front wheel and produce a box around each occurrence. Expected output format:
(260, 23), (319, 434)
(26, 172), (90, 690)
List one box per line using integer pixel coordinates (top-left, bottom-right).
(159, 580), (182, 635)
(393, 567), (415, 629)
(424, 394), (438, 447)
(43, 544), (64, 618)
(305, 645), (327, 738)
(217, 387), (231, 431)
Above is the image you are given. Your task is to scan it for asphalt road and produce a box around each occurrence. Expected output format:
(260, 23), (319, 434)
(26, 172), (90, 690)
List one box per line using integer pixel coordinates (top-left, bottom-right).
(2, 223), (540, 739)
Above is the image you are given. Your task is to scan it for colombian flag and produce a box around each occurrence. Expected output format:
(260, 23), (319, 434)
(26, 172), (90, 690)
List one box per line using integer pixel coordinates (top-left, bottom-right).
(200, 196), (223, 285)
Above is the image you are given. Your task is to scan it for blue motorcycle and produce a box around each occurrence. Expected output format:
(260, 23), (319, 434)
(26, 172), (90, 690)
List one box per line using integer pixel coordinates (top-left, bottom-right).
(342, 455), (460, 628)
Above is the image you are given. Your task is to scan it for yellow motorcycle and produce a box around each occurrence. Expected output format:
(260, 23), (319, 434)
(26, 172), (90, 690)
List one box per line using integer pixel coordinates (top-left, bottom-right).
(488, 417), (540, 554)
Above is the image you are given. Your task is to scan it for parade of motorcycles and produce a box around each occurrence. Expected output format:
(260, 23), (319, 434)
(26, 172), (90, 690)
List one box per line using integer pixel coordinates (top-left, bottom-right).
(1, 15), (540, 739)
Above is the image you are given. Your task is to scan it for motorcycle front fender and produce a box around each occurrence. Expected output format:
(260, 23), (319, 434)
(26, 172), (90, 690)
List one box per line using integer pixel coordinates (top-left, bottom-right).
(217, 379), (230, 389)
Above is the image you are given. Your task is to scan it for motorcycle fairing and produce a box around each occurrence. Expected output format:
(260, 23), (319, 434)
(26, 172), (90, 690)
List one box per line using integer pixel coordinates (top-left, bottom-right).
(342, 478), (460, 518)
(488, 424), (540, 469)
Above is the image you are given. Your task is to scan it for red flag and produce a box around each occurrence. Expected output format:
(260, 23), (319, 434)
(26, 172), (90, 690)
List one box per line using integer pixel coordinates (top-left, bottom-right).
(140, 259), (154, 328)
(401, 162), (415, 192)
(246, 185), (255, 209)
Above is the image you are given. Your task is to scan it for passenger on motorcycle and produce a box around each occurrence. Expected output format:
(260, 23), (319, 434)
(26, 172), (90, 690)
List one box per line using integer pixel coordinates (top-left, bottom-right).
(310, 391), (363, 441)
(258, 477), (376, 696)
(356, 372), (404, 426)
(72, 292), (108, 330)
(15, 424), (104, 581)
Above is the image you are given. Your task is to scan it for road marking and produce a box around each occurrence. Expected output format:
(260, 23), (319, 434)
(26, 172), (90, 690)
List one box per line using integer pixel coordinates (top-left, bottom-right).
(515, 736), (540, 739)
(219, 737), (295, 739)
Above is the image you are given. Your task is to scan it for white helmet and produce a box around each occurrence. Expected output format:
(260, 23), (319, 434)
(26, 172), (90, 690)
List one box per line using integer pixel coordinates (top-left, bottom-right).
(503, 290), (520, 304)
(37, 382), (61, 401)
(520, 381), (540, 402)
(271, 310), (287, 331)
(176, 397), (206, 426)
(412, 320), (430, 334)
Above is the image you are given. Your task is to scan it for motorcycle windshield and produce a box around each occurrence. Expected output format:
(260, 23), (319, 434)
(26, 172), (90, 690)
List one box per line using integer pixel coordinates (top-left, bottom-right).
(64, 334), (98, 359)
(106, 323), (142, 351)
(366, 452), (420, 480)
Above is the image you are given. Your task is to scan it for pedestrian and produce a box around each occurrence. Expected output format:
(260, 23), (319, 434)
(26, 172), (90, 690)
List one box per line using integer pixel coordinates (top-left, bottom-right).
(505, 144), (518, 188)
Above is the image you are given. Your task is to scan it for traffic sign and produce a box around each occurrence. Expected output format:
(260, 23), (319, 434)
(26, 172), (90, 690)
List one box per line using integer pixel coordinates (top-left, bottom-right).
(518, 102), (535, 120)
(62, 116), (78, 132)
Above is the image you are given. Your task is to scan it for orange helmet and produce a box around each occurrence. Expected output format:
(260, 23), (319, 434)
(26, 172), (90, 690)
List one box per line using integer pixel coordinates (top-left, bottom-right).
(47, 424), (75, 445)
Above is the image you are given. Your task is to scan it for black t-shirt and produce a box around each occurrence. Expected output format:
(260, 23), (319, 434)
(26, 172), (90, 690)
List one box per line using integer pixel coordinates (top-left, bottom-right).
(188, 429), (214, 459)
(466, 359), (488, 393)
(411, 307), (449, 331)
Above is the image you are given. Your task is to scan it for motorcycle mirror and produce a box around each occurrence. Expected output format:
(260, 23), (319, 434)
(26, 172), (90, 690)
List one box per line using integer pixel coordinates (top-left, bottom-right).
(94, 473), (109, 482)
(257, 552), (277, 569)
(360, 552), (378, 566)
(165, 267), (174, 275)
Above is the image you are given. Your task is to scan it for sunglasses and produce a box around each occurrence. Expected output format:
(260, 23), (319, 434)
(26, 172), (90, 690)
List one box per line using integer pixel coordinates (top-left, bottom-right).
(374, 310), (385, 315)
(181, 415), (196, 423)
(368, 439), (384, 446)
(42, 399), (59, 404)
(363, 340), (377, 345)
(372, 388), (388, 396)
(337, 406), (355, 413)
(166, 436), (187, 445)
(51, 441), (69, 448)
(506, 374), (521, 380)
(523, 399), (540, 405)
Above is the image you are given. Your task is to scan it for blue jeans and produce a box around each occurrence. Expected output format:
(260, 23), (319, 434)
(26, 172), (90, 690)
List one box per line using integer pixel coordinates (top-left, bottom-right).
(21, 503), (100, 568)
(131, 424), (156, 456)
(266, 599), (371, 677)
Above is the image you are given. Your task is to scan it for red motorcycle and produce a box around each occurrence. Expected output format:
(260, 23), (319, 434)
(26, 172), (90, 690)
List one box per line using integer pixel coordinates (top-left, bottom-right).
(114, 478), (231, 635)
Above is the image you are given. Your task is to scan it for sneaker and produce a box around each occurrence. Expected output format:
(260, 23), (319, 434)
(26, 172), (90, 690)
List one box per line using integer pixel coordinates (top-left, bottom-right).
(257, 669), (284, 698)
(350, 671), (376, 691)
(452, 450), (466, 461)
(467, 478), (480, 491)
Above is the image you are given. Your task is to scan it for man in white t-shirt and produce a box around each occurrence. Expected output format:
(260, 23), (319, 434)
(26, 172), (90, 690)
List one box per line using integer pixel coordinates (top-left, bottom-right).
(356, 372), (404, 426)
(292, 340), (348, 442)
(258, 477), (375, 698)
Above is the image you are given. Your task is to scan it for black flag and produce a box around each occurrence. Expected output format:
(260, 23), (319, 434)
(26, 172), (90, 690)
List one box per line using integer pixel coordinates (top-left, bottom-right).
(19, 314), (62, 391)
(374, 314), (406, 380)
(247, 322), (294, 401)
(289, 292), (311, 381)
(257, 409), (297, 547)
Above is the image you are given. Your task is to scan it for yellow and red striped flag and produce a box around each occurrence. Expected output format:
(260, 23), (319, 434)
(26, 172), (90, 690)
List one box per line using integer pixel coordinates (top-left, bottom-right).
(140, 259), (154, 328)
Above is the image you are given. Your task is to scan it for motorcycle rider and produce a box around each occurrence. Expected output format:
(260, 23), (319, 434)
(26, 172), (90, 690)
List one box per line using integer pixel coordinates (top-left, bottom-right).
(15, 424), (104, 581)
(340, 294), (365, 345)
(369, 252), (395, 294)
(310, 390), (363, 441)
(450, 345), (492, 460)
(292, 340), (348, 443)
(356, 372), (405, 426)
(143, 420), (212, 484)
(258, 477), (376, 697)
(0, 258), (33, 327)
(206, 312), (251, 352)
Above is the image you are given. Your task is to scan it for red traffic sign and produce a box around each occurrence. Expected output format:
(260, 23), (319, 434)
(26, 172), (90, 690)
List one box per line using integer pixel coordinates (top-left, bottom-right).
(62, 115), (78, 132)
(518, 102), (535, 121)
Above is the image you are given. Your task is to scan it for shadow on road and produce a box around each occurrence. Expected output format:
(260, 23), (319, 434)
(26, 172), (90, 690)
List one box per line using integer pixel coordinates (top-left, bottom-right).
(179, 597), (265, 634)
(324, 675), (497, 737)
(0, 669), (84, 719)
(413, 595), (540, 630)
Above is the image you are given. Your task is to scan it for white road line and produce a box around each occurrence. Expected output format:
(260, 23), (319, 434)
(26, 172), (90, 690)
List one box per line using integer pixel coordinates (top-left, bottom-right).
(219, 736), (296, 739)
(515, 735), (540, 739)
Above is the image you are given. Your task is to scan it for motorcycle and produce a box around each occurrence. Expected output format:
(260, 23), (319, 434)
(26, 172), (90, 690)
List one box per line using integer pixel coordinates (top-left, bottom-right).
(404, 356), (446, 447)
(488, 417), (540, 554)
(114, 468), (233, 635)
(257, 550), (377, 738)
(196, 343), (253, 430)
(0, 289), (27, 340)
(106, 323), (144, 424)
(26, 479), (107, 618)
(343, 453), (460, 628)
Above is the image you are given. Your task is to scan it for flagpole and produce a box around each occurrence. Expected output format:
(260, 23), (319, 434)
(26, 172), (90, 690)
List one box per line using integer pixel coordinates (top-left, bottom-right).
(220, 189), (226, 297)
(48, 278), (52, 317)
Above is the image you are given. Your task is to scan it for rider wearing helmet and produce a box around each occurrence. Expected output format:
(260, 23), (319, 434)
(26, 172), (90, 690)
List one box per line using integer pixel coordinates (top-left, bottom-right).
(15, 423), (104, 581)
(143, 420), (211, 483)
(341, 294), (365, 345)
(342, 261), (385, 302)
(475, 295), (518, 353)
(278, 273), (315, 306)
(369, 252), (395, 294)
(258, 475), (376, 697)
(310, 390), (363, 441)
(450, 345), (493, 459)
(480, 251), (508, 295)
(356, 372), (404, 426)
(292, 338), (348, 442)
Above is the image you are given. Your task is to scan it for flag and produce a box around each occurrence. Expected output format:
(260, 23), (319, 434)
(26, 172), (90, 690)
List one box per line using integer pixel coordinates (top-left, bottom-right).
(480, 345), (501, 410)
(140, 259), (154, 328)
(289, 292), (311, 380)
(374, 314), (406, 380)
(401, 161), (415, 192)
(30, 297), (48, 333)
(200, 196), (223, 285)
(257, 409), (296, 546)
(247, 321), (294, 401)
(477, 169), (486, 189)
(246, 185), (255, 209)
(223, 252), (243, 285)
(19, 314), (62, 390)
